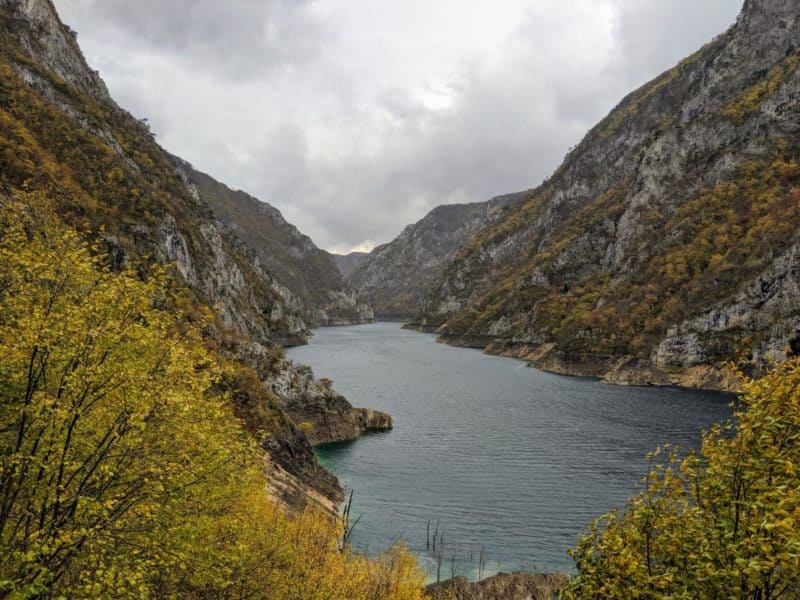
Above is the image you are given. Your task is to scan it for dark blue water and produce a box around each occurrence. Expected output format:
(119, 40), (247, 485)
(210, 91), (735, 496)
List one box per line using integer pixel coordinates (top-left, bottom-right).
(287, 322), (733, 579)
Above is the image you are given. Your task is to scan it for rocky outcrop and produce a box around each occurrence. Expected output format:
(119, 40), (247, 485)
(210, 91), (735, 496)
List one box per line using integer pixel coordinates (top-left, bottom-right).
(271, 363), (392, 446)
(350, 193), (523, 319)
(2, 0), (109, 101)
(331, 251), (368, 278)
(214, 335), (345, 509)
(602, 357), (672, 387)
(417, 0), (800, 390)
(316, 289), (374, 327)
(425, 572), (568, 600)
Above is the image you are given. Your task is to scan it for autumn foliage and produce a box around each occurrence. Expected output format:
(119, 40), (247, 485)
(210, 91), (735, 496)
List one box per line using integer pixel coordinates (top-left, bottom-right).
(0, 199), (424, 599)
(566, 360), (800, 599)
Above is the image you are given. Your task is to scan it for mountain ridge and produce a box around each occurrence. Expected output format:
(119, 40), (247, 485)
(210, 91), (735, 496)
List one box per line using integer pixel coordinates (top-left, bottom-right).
(348, 192), (523, 318)
(176, 159), (374, 329)
(411, 0), (800, 390)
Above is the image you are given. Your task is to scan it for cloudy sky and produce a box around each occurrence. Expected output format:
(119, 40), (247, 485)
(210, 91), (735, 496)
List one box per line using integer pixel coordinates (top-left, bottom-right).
(55, 0), (742, 253)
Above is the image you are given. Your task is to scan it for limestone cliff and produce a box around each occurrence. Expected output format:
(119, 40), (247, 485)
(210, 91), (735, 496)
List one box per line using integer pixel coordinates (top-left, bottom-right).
(417, 0), (800, 390)
(180, 164), (374, 328)
(349, 193), (522, 318)
(271, 363), (393, 446)
(1, 0), (315, 345)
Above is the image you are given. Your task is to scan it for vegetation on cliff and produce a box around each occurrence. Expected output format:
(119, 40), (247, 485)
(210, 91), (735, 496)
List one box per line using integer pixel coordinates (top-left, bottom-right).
(0, 0), (367, 345)
(0, 198), (424, 598)
(349, 193), (521, 318)
(566, 361), (800, 599)
(441, 153), (800, 361)
(0, 25), (305, 344)
(418, 0), (800, 387)
(0, 0), (390, 512)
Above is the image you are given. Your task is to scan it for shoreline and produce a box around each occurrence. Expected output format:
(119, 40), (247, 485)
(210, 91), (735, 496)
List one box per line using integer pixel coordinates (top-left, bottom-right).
(402, 322), (742, 393)
(300, 322), (731, 595)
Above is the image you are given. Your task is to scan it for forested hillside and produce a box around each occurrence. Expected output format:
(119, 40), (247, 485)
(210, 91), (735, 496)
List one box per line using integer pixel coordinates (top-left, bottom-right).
(0, 198), (422, 598)
(416, 0), (800, 390)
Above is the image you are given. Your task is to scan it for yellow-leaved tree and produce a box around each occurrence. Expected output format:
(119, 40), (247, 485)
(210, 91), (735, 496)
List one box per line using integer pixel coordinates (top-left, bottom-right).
(0, 196), (424, 599)
(565, 359), (800, 598)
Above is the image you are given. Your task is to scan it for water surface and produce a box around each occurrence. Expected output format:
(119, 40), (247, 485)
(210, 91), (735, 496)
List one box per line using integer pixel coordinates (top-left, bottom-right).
(287, 322), (733, 577)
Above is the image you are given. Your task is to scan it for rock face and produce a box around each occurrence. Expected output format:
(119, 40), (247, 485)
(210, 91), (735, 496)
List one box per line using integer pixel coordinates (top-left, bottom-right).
(2, 0), (316, 346)
(331, 251), (368, 278)
(349, 193), (523, 318)
(417, 0), (800, 390)
(181, 165), (374, 328)
(2, 0), (109, 102)
(316, 289), (374, 327)
(4, 0), (372, 341)
(602, 357), (672, 387)
(0, 0), (380, 510)
(425, 572), (568, 600)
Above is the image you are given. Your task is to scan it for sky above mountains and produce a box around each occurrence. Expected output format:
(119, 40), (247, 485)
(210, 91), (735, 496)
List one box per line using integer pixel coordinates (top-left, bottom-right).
(56, 0), (741, 253)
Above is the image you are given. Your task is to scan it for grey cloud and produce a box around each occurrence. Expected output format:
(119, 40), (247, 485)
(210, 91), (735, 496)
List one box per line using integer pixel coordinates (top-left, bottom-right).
(611, 0), (741, 85)
(62, 0), (332, 80)
(54, 0), (744, 252)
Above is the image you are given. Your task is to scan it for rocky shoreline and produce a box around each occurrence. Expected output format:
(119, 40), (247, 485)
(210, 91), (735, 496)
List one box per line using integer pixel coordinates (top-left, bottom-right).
(271, 361), (392, 447)
(426, 572), (569, 600)
(404, 323), (740, 392)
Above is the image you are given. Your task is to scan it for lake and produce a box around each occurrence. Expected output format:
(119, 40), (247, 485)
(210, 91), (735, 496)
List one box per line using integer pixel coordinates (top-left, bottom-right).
(287, 322), (733, 579)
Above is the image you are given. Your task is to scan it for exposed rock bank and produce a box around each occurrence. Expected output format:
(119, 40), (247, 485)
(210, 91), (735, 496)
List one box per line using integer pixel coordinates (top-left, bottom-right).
(426, 572), (568, 600)
(271, 362), (393, 446)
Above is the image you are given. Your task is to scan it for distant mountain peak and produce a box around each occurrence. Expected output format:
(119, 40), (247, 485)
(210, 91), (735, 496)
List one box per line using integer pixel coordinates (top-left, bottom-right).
(348, 193), (523, 318)
(330, 251), (369, 278)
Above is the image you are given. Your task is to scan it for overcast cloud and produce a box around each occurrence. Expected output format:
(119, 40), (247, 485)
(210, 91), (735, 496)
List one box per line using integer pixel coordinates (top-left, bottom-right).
(55, 0), (742, 253)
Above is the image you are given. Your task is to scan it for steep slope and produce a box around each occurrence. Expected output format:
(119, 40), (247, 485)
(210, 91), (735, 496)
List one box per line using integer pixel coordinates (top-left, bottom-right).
(180, 163), (373, 327)
(0, 0), (309, 346)
(350, 193), (522, 318)
(332, 251), (368, 278)
(0, 0), (385, 509)
(418, 0), (800, 390)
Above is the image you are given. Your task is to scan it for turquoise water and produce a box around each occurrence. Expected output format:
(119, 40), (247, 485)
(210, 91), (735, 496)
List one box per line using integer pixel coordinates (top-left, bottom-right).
(287, 322), (733, 578)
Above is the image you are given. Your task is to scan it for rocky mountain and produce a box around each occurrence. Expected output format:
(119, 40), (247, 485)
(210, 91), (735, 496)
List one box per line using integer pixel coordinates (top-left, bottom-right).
(414, 0), (800, 391)
(332, 251), (368, 278)
(0, 0), (382, 509)
(1, 0), (312, 345)
(349, 193), (522, 318)
(179, 164), (373, 328)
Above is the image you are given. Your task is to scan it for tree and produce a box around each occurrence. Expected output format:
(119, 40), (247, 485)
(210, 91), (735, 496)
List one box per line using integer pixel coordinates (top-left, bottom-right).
(0, 197), (242, 595)
(0, 197), (425, 599)
(566, 359), (800, 599)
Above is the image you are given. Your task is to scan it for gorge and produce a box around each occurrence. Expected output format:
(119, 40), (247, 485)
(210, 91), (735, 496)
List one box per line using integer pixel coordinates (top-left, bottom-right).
(1, 0), (799, 598)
